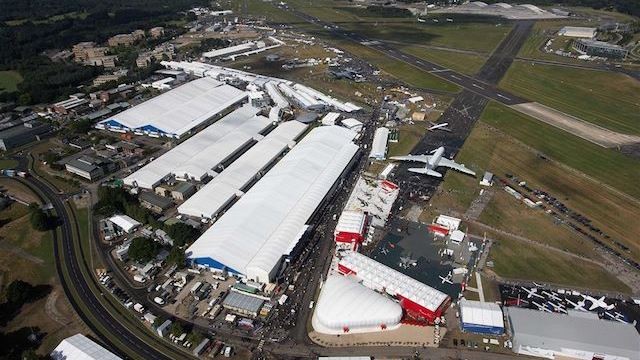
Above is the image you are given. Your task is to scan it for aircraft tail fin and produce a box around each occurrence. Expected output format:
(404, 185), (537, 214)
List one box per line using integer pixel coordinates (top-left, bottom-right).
(408, 168), (442, 177)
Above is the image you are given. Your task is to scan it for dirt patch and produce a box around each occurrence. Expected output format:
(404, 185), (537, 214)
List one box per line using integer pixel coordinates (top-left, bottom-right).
(511, 102), (640, 148)
(0, 179), (40, 204)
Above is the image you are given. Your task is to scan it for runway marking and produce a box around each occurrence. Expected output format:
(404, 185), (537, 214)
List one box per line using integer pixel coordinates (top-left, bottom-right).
(430, 69), (449, 73)
(497, 93), (511, 100)
(472, 83), (485, 90)
(416, 60), (424, 64)
(450, 75), (461, 80)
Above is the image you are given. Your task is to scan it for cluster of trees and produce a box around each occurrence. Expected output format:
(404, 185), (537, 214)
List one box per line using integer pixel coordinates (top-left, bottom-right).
(28, 204), (56, 231)
(128, 236), (162, 263)
(95, 187), (161, 228)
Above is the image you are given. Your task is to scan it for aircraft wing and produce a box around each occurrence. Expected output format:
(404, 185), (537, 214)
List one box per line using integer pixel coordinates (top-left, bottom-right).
(438, 158), (476, 176)
(389, 155), (430, 163)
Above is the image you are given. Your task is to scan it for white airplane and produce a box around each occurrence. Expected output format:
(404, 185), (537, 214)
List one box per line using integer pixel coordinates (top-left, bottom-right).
(399, 256), (417, 268)
(582, 295), (614, 311)
(427, 121), (451, 132)
(532, 301), (552, 313)
(542, 290), (562, 302)
(521, 287), (544, 300)
(548, 302), (567, 314)
(439, 271), (453, 285)
(380, 248), (389, 255)
(605, 311), (629, 324)
(566, 299), (587, 312)
(390, 147), (476, 178)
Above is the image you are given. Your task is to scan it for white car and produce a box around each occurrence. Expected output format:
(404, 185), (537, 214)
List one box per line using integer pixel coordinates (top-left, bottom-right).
(154, 297), (165, 305)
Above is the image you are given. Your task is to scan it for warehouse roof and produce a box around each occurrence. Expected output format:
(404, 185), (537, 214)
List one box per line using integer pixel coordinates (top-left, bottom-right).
(99, 77), (247, 137)
(339, 251), (449, 313)
(123, 105), (269, 189)
(222, 290), (264, 314)
(178, 121), (307, 219)
(186, 126), (358, 282)
(508, 307), (640, 360)
(108, 214), (141, 233)
(312, 275), (402, 334)
(459, 299), (504, 329)
(51, 334), (122, 360)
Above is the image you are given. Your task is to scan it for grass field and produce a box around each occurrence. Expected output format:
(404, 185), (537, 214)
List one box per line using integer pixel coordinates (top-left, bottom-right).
(487, 231), (630, 293)
(0, 158), (19, 168)
(401, 45), (488, 75)
(0, 70), (23, 93)
(500, 62), (640, 135)
(387, 122), (431, 157)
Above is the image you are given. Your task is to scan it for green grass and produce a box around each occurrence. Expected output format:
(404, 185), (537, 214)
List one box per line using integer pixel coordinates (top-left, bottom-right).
(500, 62), (640, 135)
(0, 70), (23, 93)
(481, 102), (640, 199)
(488, 232), (630, 293)
(401, 45), (487, 75)
(388, 122), (430, 157)
(0, 159), (19, 168)
(244, 0), (303, 24)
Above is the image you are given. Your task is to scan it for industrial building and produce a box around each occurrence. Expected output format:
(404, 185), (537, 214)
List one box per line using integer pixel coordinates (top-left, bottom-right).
(507, 307), (640, 360)
(202, 42), (258, 59)
(97, 77), (247, 138)
(123, 105), (270, 189)
(51, 334), (122, 360)
(558, 26), (597, 38)
(369, 127), (389, 160)
(186, 126), (359, 283)
(312, 275), (402, 334)
(459, 299), (504, 335)
(0, 121), (52, 151)
(64, 155), (107, 181)
(108, 214), (141, 233)
(178, 121), (308, 219)
(338, 251), (450, 324)
(222, 290), (265, 318)
(573, 39), (629, 58)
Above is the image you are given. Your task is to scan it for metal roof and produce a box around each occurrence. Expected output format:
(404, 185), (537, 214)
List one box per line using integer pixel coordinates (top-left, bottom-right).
(222, 290), (264, 314)
(369, 127), (389, 160)
(123, 105), (269, 189)
(99, 77), (247, 137)
(335, 210), (366, 235)
(508, 307), (640, 360)
(339, 251), (449, 312)
(312, 275), (402, 334)
(178, 121), (307, 219)
(108, 214), (141, 233)
(459, 299), (504, 328)
(51, 334), (122, 360)
(186, 126), (358, 283)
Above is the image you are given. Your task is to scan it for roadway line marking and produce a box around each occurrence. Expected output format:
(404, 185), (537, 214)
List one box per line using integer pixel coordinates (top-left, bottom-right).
(497, 93), (511, 100)
(472, 83), (485, 90)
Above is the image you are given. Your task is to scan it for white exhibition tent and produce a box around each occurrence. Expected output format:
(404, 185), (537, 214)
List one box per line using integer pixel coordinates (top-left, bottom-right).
(186, 126), (358, 283)
(459, 299), (504, 334)
(369, 127), (389, 160)
(108, 214), (141, 233)
(51, 334), (122, 360)
(312, 275), (402, 334)
(98, 77), (247, 137)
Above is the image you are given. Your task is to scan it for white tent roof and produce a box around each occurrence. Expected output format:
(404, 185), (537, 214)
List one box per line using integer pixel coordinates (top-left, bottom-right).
(52, 334), (122, 360)
(321, 112), (341, 126)
(100, 77), (247, 137)
(123, 105), (269, 189)
(335, 210), (366, 235)
(459, 299), (504, 328)
(312, 275), (402, 334)
(341, 118), (363, 131)
(178, 121), (308, 219)
(108, 214), (141, 233)
(186, 126), (358, 282)
(339, 251), (449, 312)
(369, 127), (389, 159)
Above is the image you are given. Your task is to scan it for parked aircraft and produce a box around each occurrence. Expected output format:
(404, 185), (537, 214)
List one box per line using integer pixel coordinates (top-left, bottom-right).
(548, 302), (567, 314)
(566, 299), (587, 312)
(417, 17), (426, 23)
(380, 248), (389, 255)
(399, 256), (417, 268)
(542, 290), (562, 302)
(521, 287), (544, 300)
(427, 122), (451, 132)
(390, 147), (476, 178)
(582, 295), (614, 311)
(532, 301), (552, 313)
(439, 271), (453, 285)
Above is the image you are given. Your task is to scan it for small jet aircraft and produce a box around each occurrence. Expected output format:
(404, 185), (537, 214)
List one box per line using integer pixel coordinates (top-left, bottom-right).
(582, 295), (614, 311)
(542, 290), (562, 302)
(604, 311), (629, 324)
(566, 299), (587, 312)
(427, 122), (451, 132)
(390, 147), (475, 178)
(380, 248), (389, 255)
(532, 301), (552, 313)
(439, 271), (453, 285)
(521, 287), (545, 300)
(399, 256), (417, 268)
(548, 301), (567, 314)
